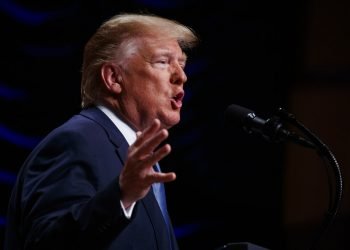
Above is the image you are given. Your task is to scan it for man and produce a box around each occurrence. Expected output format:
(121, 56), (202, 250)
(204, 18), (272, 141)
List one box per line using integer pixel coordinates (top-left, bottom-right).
(4, 13), (198, 249)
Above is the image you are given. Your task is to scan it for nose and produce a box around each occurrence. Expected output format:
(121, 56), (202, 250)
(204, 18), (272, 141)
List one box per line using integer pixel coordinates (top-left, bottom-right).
(170, 63), (187, 85)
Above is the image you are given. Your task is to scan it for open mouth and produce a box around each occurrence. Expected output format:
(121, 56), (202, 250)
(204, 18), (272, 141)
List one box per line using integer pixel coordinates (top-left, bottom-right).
(171, 91), (184, 109)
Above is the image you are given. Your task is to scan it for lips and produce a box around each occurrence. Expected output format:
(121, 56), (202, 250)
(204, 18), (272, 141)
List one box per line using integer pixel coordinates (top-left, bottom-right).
(171, 91), (184, 109)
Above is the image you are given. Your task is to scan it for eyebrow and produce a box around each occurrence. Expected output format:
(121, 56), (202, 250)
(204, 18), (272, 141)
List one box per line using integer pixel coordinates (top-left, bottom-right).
(155, 50), (187, 63)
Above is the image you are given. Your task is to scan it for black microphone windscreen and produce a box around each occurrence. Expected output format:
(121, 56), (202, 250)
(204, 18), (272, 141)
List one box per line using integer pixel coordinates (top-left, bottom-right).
(224, 104), (254, 127)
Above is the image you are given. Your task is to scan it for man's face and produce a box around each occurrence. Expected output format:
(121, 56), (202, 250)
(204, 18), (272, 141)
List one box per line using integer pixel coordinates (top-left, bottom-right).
(118, 37), (188, 131)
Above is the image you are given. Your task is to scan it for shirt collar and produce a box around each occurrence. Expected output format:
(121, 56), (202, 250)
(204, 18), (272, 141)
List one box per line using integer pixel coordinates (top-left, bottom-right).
(97, 105), (136, 146)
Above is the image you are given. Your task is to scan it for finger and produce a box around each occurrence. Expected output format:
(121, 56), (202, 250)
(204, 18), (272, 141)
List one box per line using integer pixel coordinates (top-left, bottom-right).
(152, 172), (177, 183)
(133, 119), (161, 147)
(139, 143), (171, 168)
(151, 143), (171, 162)
(134, 129), (169, 161)
(145, 129), (169, 155)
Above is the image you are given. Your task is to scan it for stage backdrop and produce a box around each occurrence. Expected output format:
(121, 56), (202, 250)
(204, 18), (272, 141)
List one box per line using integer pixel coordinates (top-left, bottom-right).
(1, 1), (349, 249)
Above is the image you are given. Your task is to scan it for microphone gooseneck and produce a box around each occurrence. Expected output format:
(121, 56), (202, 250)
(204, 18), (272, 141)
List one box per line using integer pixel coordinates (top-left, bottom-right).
(224, 103), (343, 250)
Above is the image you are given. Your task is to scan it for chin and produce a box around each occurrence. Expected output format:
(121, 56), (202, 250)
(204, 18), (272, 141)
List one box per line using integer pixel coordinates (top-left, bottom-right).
(162, 115), (180, 129)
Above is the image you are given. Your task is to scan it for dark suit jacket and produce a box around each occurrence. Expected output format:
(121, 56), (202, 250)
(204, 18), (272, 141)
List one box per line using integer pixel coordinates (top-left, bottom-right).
(4, 107), (179, 250)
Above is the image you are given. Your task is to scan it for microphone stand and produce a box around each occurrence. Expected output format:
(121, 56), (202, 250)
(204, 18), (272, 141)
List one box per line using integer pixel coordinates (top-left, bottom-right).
(275, 108), (343, 250)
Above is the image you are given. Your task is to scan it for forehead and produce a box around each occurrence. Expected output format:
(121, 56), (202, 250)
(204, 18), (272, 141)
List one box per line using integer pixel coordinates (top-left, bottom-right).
(117, 37), (188, 66)
(127, 37), (185, 57)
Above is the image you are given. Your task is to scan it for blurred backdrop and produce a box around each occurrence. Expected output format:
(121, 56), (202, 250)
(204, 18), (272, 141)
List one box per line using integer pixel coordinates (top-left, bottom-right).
(0, 0), (349, 249)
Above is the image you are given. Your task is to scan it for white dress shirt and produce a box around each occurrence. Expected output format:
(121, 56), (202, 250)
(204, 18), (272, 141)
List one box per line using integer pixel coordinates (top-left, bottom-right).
(97, 105), (136, 218)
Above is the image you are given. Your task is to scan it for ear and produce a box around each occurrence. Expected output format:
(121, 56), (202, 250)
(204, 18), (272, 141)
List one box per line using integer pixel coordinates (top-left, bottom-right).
(101, 63), (122, 94)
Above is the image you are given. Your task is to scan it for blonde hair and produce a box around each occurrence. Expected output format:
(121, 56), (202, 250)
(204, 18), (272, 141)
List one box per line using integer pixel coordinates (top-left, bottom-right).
(80, 13), (199, 108)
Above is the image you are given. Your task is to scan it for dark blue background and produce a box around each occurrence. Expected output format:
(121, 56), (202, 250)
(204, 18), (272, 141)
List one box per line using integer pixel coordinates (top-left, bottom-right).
(1, 0), (349, 249)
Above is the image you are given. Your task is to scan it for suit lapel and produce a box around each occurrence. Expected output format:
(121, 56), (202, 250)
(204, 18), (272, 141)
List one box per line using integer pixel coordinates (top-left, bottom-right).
(142, 190), (171, 249)
(79, 107), (175, 249)
(79, 107), (129, 164)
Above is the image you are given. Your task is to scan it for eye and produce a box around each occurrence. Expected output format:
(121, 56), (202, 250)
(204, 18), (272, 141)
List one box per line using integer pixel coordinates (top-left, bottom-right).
(156, 58), (169, 64)
(178, 58), (187, 69)
(153, 57), (170, 69)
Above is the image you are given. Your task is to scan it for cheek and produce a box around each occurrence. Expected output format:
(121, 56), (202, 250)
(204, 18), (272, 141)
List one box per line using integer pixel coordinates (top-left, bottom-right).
(140, 89), (167, 110)
(124, 67), (169, 101)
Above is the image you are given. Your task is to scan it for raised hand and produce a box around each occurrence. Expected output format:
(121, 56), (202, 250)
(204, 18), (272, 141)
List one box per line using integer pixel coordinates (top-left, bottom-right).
(119, 119), (176, 208)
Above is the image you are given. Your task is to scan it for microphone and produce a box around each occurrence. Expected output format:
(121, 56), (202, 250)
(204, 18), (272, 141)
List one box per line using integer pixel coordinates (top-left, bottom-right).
(224, 104), (315, 148)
